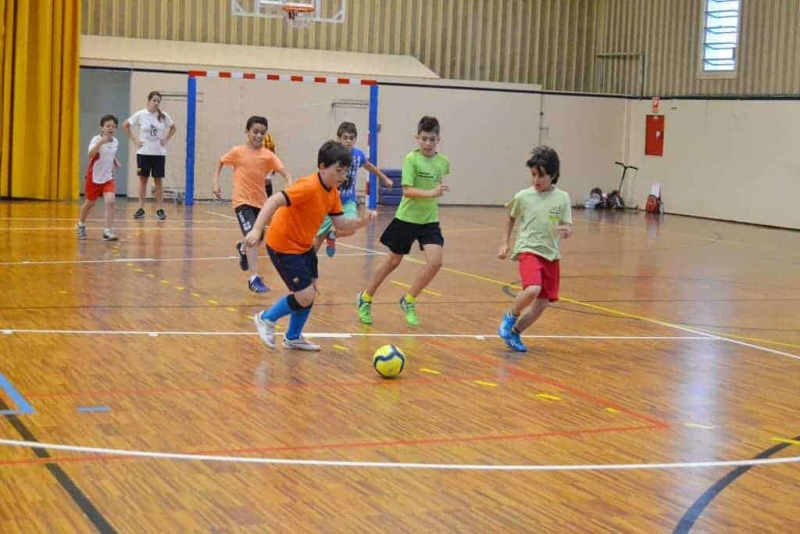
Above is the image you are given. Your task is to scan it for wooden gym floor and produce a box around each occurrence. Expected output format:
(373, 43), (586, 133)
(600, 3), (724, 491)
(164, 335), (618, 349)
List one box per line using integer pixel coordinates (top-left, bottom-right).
(0, 199), (798, 532)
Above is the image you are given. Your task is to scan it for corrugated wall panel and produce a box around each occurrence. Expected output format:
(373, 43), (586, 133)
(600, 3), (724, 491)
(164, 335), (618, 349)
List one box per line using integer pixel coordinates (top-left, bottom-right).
(595, 0), (800, 96)
(82, 0), (598, 91)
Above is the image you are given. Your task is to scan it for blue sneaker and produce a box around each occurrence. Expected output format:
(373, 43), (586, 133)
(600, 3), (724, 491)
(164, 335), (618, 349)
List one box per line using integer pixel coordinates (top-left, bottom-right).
(505, 331), (528, 352)
(498, 311), (517, 339)
(325, 231), (336, 257)
(248, 276), (270, 294)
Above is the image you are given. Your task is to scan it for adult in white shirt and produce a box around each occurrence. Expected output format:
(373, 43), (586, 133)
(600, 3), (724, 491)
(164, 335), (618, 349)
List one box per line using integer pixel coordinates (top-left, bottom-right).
(77, 114), (122, 241)
(122, 91), (177, 220)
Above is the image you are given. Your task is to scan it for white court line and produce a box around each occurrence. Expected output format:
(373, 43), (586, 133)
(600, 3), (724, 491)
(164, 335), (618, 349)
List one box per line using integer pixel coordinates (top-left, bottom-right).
(1, 226), (232, 232)
(608, 310), (800, 362)
(0, 252), (373, 267)
(0, 328), (715, 340)
(204, 211), (237, 220)
(0, 437), (798, 472)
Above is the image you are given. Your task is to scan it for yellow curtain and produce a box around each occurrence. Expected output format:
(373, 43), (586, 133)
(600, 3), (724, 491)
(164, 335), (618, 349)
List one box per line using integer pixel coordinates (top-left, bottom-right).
(0, 1), (80, 200)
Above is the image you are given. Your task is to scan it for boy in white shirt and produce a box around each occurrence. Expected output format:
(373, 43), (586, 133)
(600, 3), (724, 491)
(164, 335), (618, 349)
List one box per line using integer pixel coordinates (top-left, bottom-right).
(77, 115), (122, 241)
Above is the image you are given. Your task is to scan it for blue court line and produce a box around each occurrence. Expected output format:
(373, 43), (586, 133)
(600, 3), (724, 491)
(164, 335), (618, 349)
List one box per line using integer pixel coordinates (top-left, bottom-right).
(0, 371), (35, 415)
(77, 406), (111, 413)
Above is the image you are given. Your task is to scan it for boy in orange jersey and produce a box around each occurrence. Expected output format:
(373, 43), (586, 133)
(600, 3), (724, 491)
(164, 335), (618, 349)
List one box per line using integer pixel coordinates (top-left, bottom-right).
(244, 140), (376, 351)
(214, 116), (293, 293)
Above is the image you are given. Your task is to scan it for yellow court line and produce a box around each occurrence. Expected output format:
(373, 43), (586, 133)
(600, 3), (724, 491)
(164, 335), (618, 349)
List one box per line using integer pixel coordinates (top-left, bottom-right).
(770, 437), (800, 446)
(161, 280), (170, 284)
(389, 280), (440, 297)
(474, 380), (497, 387)
(535, 393), (561, 401)
(605, 408), (620, 413)
(419, 368), (441, 374)
(226, 307), (238, 312)
(207, 300), (218, 305)
(332, 344), (349, 351)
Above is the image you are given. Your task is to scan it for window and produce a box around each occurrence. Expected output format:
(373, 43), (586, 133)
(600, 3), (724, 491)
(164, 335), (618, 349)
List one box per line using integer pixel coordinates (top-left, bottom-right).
(701, 0), (741, 73)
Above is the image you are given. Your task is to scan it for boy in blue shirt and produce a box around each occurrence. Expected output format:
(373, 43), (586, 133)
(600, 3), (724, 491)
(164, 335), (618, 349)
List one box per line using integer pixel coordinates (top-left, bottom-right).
(313, 122), (393, 257)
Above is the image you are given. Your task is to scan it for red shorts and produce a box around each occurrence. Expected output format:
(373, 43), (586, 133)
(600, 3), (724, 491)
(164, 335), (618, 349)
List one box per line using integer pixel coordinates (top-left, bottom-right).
(84, 178), (115, 201)
(518, 253), (560, 301)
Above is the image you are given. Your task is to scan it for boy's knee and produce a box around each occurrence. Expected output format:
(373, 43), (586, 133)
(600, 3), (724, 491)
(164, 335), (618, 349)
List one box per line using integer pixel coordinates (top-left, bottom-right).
(387, 254), (403, 268)
(292, 287), (316, 308)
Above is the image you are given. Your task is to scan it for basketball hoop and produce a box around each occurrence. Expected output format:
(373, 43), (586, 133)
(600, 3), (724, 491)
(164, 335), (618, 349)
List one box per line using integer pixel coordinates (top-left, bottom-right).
(282, 4), (315, 29)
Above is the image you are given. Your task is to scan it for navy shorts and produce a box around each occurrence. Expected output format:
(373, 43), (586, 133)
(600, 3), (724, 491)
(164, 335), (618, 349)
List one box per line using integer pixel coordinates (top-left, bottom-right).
(235, 204), (265, 241)
(380, 218), (444, 255)
(267, 246), (318, 292)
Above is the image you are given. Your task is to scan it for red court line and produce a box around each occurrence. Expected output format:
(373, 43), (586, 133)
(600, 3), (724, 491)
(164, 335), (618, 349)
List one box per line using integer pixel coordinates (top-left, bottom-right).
(425, 339), (670, 429)
(0, 424), (659, 467)
(24, 374), (531, 399)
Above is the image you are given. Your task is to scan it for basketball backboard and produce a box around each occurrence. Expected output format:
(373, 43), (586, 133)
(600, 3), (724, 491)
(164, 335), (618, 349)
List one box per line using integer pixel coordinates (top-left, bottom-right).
(231, 0), (346, 24)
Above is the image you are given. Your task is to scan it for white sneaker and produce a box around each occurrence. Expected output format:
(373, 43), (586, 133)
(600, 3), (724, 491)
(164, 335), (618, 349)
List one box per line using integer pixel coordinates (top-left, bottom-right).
(253, 312), (276, 349)
(282, 336), (321, 351)
(77, 224), (87, 240)
(103, 229), (118, 241)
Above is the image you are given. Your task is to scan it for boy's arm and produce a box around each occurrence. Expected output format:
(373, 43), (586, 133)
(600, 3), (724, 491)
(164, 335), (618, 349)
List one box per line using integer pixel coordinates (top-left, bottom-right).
(275, 167), (293, 185)
(87, 136), (108, 158)
(402, 184), (449, 199)
(330, 210), (377, 234)
(363, 162), (393, 188)
(212, 159), (226, 199)
(114, 157), (122, 169)
(244, 193), (288, 248)
(557, 198), (574, 238)
(498, 214), (516, 259)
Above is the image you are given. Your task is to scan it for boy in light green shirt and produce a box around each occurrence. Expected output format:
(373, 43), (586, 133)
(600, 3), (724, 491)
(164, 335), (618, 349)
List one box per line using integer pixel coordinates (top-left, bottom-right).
(498, 146), (573, 352)
(357, 116), (450, 327)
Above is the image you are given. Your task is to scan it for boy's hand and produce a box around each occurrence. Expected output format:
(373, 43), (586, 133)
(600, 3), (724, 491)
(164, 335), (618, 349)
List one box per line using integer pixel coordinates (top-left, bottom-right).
(244, 230), (260, 248)
(212, 186), (222, 199)
(102, 133), (114, 144)
(557, 225), (573, 239)
(381, 177), (393, 189)
(497, 243), (510, 260)
(359, 210), (377, 227)
(431, 184), (449, 198)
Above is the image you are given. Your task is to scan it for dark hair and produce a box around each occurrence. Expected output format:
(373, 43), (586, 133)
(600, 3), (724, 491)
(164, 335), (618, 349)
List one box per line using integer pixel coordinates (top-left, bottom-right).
(318, 140), (352, 168)
(337, 121), (357, 137)
(100, 114), (119, 127)
(526, 145), (560, 184)
(590, 187), (603, 196)
(147, 91), (166, 122)
(417, 115), (440, 135)
(246, 115), (268, 131)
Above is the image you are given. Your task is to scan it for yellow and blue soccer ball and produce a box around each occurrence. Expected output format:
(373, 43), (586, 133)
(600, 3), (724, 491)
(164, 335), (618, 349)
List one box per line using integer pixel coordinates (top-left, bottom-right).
(372, 344), (406, 378)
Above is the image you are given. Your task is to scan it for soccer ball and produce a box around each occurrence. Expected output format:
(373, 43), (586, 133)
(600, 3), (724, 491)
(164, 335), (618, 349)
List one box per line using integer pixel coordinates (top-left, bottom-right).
(372, 344), (406, 378)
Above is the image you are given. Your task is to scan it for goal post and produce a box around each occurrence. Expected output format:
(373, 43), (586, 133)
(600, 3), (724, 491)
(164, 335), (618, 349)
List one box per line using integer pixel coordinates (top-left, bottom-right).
(184, 70), (379, 210)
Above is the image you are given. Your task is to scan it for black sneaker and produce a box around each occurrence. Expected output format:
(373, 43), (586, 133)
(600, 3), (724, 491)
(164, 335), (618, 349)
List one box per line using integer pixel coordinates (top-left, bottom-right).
(236, 242), (249, 271)
(156, 209), (166, 220)
(133, 208), (145, 219)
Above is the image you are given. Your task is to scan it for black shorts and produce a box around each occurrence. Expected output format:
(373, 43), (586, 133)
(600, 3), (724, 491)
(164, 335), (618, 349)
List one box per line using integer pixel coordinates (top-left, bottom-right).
(137, 155), (166, 179)
(380, 218), (444, 255)
(235, 204), (265, 240)
(267, 246), (318, 292)
(265, 181), (273, 197)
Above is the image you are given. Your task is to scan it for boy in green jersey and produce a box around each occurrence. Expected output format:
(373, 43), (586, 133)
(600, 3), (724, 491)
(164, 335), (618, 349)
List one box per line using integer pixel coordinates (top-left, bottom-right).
(357, 116), (450, 327)
(498, 146), (573, 352)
